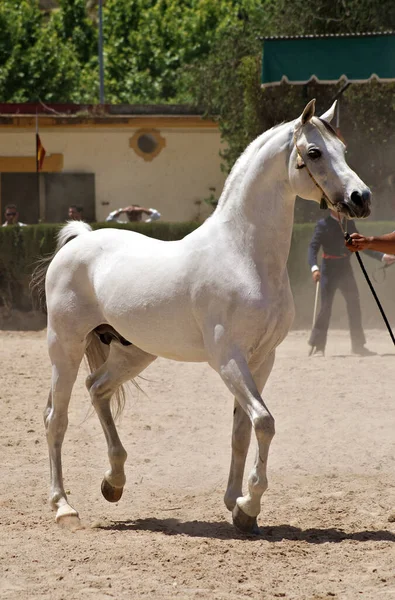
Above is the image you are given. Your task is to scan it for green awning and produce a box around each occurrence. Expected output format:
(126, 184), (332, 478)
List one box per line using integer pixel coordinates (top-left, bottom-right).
(261, 33), (395, 87)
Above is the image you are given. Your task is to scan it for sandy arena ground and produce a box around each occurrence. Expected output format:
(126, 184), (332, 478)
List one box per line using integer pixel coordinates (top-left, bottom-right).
(1, 328), (395, 599)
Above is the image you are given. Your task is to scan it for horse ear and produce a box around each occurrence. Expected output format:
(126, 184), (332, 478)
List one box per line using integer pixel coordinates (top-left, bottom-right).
(301, 99), (316, 125)
(320, 100), (337, 124)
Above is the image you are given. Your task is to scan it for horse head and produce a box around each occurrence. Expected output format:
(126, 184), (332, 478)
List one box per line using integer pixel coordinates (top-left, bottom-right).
(289, 99), (371, 219)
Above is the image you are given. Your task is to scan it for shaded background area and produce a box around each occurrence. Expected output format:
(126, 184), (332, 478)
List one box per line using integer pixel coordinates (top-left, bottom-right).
(288, 220), (395, 331)
(0, 172), (96, 224)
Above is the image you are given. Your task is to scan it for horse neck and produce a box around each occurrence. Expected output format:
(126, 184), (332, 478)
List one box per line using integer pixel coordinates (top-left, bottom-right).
(214, 123), (296, 276)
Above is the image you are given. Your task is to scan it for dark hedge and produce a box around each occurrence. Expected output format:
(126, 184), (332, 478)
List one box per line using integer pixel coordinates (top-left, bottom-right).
(1, 220), (394, 330)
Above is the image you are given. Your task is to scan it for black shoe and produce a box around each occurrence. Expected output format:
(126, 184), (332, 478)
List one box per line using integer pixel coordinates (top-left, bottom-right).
(308, 345), (325, 357)
(352, 346), (377, 357)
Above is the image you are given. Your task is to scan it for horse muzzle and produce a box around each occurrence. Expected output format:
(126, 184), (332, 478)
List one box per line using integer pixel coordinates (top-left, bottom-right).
(336, 188), (371, 219)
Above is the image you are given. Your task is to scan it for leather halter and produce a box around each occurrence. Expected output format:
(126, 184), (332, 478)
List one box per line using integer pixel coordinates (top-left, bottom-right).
(293, 130), (332, 211)
(294, 129), (348, 235)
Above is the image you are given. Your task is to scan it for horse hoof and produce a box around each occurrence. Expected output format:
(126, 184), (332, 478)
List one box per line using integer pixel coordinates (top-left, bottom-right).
(101, 479), (123, 503)
(232, 504), (260, 535)
(55, 504), (79, 523)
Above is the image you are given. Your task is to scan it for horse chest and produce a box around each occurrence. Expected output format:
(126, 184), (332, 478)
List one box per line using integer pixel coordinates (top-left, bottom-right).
(246, 284), (294, 336)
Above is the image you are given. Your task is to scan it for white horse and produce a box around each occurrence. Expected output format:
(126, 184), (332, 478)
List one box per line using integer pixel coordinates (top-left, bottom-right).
(33, 99), (371, 533)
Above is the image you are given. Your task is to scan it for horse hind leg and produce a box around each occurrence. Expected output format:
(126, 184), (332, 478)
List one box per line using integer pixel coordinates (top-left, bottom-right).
(85, 338), (157, 504)
(45, 327), (86, 523)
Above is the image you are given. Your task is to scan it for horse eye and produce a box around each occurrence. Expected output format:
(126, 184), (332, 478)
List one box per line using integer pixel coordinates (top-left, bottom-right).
(308, 148), (321, 160)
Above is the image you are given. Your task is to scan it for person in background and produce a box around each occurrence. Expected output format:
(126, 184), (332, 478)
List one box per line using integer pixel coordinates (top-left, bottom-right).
(308, 210), (395, 357)
(2, 204), (26, 226)
(106, 205), (161, 223)
(68, 205), (84, 221)
(346, 231), (395, 254)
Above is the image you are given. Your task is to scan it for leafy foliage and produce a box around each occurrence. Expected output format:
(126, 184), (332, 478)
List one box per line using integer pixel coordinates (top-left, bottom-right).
(1, 0), (395, 211)
(101, 0), (260, 103)
(0, 0), (84, 102)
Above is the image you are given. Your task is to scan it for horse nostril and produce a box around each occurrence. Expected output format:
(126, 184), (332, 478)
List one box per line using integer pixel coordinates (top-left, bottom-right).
(362, 189), (371, 204)
(351, 191), (363, 206)
(351, 189), (371, 208)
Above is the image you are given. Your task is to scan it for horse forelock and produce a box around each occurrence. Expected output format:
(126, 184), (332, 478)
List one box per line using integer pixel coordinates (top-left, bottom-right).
(317, 117), (338, 139)
(294, 116), (344, 151)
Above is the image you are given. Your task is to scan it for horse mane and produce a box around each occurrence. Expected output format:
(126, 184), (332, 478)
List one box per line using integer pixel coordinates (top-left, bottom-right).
(216, 122), (291, 209)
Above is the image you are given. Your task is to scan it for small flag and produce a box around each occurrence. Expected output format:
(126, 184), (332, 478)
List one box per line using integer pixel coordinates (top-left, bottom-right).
(36, 134), (46, 171)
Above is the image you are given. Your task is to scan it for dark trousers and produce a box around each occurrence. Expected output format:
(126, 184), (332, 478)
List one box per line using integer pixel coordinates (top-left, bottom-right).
(309, 259), (366, 350)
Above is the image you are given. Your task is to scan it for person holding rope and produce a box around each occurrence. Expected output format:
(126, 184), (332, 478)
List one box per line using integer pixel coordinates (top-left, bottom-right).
(308, 210), (395, 357)
(346, 231), (395, 254)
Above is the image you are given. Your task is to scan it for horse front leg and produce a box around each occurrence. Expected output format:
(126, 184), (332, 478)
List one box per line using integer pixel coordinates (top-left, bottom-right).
(223, 399), (251, 512)
(212, 347), (276, 534)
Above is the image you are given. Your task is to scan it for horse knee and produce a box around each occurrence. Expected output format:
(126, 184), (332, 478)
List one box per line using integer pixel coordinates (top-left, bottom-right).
(253, 413), (275, 439)
(85, 372), (97, 393)
(88, 376), (111, 404)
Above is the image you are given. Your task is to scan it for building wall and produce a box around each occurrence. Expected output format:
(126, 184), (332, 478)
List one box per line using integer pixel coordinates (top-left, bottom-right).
(0, 122), (227, 222)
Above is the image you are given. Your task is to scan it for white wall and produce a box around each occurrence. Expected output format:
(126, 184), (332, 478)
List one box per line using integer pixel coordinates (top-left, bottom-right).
(0, 125), (227, 222)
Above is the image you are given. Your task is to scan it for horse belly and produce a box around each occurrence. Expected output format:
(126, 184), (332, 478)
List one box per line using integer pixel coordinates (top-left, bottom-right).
(103, 304), (208, 362)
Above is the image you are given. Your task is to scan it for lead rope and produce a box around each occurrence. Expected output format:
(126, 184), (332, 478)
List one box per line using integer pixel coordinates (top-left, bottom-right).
(343, 226), (395, 347)
(336, 212), (395, 346)
(294, 135), (395, 346)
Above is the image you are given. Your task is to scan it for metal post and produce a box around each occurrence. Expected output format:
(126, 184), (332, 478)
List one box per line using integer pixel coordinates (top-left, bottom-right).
(35, 110), (40, 221)
(98, 0), (105, 104)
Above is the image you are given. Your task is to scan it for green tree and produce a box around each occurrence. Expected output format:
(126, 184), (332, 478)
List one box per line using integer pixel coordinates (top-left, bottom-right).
(102, 0), (262, 103)
(0, 0), (87, 102)
(190, 0), (395, 209)
(270, 0), (395, 36)
(54, 0), (97, 64)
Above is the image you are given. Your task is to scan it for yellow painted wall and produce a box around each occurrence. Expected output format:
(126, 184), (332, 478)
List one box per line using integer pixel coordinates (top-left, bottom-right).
(0, 123), (226, 222)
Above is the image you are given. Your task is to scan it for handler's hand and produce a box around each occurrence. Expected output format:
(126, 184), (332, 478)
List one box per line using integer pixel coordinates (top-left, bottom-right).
(312, 270), (320, 283)
(345, 232), (371, 252)
(383, 253), (395, 265)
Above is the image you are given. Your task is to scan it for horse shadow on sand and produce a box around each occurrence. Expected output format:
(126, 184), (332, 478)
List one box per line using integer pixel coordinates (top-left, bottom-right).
(99, 518), (395, 543)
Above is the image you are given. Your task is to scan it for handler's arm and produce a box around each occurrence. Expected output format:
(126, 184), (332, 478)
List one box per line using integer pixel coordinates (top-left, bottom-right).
(347, 232), (395, 254)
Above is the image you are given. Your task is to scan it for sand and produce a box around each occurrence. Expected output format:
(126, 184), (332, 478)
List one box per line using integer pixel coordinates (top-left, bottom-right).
(1, 328), (394, 599)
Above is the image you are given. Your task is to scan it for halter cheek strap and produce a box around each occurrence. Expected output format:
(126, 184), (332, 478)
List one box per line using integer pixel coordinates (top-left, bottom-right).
(294, 132), (347, 233)
(293, 130), (332, 211)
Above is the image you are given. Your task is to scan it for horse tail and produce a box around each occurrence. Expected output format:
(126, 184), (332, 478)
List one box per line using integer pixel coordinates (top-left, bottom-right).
(31, 221), (93, 312)
(85, 335), (127, 419)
